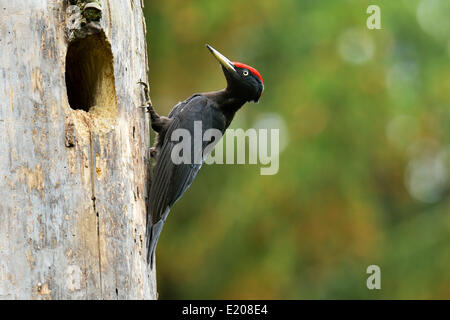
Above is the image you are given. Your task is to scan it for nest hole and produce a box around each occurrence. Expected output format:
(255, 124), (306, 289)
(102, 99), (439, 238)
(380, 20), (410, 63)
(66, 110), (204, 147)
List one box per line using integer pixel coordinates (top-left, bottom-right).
(65, 32), (117, 117)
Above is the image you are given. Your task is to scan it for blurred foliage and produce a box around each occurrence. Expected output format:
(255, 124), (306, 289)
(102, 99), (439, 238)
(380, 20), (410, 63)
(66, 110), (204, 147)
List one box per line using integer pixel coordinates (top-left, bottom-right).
(143, 0), (450, 299)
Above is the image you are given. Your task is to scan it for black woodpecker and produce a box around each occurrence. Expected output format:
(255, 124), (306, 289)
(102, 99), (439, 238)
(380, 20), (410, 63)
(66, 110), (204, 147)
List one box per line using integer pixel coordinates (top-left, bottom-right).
(143, 44), (264, 268)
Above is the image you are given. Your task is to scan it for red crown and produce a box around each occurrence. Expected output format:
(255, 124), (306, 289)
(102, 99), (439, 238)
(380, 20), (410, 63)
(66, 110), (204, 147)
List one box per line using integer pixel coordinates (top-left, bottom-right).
(232, 62), (263, 84)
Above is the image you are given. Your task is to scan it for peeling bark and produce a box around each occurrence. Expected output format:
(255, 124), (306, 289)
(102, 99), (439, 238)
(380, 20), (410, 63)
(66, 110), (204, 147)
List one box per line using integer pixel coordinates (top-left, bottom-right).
(0, 0), (155, 299)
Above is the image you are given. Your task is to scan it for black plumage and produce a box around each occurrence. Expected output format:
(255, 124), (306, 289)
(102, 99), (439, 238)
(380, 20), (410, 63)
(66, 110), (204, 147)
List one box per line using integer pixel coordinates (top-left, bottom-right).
(144, 45), (264, 267)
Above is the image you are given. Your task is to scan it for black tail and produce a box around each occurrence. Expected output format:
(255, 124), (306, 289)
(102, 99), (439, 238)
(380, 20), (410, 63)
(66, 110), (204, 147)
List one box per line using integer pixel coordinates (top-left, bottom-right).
(146, 209), (169, 268)
(146, 221), (161, 268)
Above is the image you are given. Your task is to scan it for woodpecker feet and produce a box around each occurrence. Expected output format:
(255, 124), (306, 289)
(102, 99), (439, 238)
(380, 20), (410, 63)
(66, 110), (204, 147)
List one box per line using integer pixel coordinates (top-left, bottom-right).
(137, 81), (172, 134)
(150, 147), (157, 158)
(138, 81), (152, 113)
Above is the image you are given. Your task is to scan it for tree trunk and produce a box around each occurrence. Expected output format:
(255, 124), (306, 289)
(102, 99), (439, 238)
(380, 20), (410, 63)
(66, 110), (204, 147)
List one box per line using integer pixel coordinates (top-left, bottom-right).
(0, 0), (156, 299)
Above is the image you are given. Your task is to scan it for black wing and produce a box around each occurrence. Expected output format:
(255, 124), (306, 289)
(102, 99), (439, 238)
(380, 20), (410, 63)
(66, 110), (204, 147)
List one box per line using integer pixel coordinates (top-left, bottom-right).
(149, 95), (225, 224)
(146, 95), (226, 266)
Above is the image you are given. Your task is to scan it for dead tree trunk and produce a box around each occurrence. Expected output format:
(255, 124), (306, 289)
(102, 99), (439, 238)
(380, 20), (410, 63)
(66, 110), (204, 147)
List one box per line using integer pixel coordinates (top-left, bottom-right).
(0, 0), (156, 299)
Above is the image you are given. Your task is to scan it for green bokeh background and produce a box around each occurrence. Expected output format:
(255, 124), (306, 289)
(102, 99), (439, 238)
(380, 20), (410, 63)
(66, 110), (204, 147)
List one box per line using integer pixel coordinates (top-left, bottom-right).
(142, 0), (450, 299)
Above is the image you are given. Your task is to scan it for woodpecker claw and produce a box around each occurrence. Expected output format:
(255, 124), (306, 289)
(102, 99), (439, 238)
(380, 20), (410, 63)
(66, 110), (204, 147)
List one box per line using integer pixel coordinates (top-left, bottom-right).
(150, 147), (157, 158)
(138, 81), (149, 97)
(138, 81), (154, 112)
(139, 105), (151, 112)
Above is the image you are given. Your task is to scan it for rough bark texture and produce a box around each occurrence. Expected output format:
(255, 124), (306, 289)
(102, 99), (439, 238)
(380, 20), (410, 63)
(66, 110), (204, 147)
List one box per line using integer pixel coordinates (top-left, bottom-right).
(0, 0), (156, 299)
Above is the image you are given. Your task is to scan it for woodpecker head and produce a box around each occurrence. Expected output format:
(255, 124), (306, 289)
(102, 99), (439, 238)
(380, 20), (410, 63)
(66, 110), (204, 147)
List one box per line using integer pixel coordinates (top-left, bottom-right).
(206, 44), (264, 103)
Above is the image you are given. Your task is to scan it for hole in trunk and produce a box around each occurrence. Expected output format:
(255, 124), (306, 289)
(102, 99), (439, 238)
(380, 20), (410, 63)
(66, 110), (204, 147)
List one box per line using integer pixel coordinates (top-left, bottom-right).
(65, 32), (117, 117)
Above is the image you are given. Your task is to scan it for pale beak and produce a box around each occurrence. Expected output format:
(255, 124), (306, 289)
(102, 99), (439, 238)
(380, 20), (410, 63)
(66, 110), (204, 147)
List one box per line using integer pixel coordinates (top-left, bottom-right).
(206, 44), (236, 73)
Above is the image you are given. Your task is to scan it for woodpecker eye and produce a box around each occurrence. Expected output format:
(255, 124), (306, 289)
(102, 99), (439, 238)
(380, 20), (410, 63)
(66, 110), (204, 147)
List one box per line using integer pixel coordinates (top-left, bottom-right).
(242, 70), (249, 76)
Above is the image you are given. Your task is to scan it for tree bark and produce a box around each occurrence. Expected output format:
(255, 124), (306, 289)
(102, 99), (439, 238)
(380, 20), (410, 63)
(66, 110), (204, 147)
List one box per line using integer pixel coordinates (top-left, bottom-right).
(0, 0), (156, 299)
